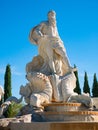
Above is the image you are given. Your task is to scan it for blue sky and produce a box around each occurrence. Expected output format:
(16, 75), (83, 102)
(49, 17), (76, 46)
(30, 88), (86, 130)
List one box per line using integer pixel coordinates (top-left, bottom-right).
(0, 0), (98, 97)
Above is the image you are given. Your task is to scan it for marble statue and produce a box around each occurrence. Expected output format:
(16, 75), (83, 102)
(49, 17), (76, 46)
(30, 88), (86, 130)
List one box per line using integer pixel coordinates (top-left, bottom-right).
(29, 10), (72, 76)
(0, 11), (93, 118)
(50, 72), (78, 102)
(25, 10), (77, 107)
(20, 72), (52, 108)
(24, 10), (92, 108)
(0, 85), (4, 101)
(67, 93), (93, 108)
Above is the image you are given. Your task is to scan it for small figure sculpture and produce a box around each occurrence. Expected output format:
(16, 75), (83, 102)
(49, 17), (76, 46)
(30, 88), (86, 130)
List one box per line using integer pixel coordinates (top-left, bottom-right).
(0, 85), (4, 101)
(67, 93), (93, 108)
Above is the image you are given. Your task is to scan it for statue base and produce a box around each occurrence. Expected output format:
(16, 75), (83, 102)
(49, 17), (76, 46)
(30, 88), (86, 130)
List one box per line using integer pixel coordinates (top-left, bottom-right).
(31, 102), (98, 122)
(9, 122), (98, 130)
(1, 102), (98, 130)
(44, 102), (89, 112)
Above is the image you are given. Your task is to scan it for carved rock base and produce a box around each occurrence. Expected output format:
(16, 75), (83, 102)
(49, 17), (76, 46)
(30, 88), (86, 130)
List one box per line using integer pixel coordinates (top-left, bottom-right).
(32, 102), (98, 122)
(44, 102), (89, 112)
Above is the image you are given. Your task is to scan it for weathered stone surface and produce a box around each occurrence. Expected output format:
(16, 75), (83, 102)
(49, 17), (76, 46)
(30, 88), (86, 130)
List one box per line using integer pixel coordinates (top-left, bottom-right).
(31, 102), (98, 122)
(19, 10), (79, 108)
(0, 114), (32, 128)
(7, 122), (98, 130)
(92, 98), (98, 109)
(44, 102), (90, 112)
(18, 10), (93, 109)
(36, 111), (98, 122)
(17, 105), (43, 116)
(1, 121), (98, 130)
(1, 102), (98, 129)
(0, 85), (4, 101)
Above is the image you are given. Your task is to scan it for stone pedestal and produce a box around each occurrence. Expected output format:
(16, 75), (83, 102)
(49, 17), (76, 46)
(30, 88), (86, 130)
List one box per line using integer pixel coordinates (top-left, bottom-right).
(1, 102), (98, 130)
(32, 102), (98, 122)
(9, 122), (98, 130)
(44, 102), (89, 112)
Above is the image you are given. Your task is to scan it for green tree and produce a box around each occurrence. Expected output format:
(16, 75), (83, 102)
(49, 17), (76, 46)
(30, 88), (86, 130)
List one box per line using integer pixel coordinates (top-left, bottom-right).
(4, 64), (12, 117)
(83, 72), (90, 95)
(92, 73), (98, 97)
(73, 65), (81, 94)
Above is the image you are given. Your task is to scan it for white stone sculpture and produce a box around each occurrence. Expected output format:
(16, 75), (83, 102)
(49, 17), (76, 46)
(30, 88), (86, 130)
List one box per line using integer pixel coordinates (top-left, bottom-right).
(50, 72), (78, 102)
(0, 11), (93, 119)
(29, 10), (72, 76)
(20, 72), (52, 108)
(0, 85), (4, 101)
(67, 93), (93, 108)
(25, 10), (74, 108)
(20, 10), (93, 109)
(0, 101), (11, 118)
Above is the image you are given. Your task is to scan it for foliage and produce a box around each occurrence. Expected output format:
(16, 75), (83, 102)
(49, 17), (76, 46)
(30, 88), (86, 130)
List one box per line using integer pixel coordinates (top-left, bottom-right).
(83, 72), (90, 94)
(92, 73), (98, 97)
(7, 102), (23, 117)
(73, 65), (81, 94)
(4, 64), (12, 117)
(4, 64), (12, 101)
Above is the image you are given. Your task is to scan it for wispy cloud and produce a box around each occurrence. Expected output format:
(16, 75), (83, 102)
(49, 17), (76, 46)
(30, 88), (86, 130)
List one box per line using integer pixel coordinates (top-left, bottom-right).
(79, 73), (93, 77)
(0, 66), (24, 76)
(11, 66), (24, 76)
(0, 68), (5, 74)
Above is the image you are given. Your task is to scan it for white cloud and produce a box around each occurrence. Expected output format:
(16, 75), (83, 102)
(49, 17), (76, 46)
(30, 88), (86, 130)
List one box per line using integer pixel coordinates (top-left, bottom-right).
(79, 72), (93, 78)
(78, 73), (84, 77)
(11, 66), (24, 76)
(0, 66), (24, 76)
(0, 68), (5, 74)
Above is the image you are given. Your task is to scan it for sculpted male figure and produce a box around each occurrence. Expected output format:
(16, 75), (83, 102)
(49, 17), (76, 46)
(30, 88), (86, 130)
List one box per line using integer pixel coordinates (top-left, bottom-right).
(29, 11), (59, 44)
(25, 10), (80, 105)
(29, 10), (72, 76)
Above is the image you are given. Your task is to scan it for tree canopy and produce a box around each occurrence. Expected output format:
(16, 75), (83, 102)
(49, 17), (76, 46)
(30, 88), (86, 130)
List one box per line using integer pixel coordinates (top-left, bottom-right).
(83, 72), (90, 94)
(92, 73), (98, 97)
(74, 65), (81, 94)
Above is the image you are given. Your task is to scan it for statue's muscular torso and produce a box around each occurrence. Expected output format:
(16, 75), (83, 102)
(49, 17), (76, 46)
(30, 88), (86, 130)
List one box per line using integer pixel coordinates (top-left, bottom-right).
(38, 21), (59, 37)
